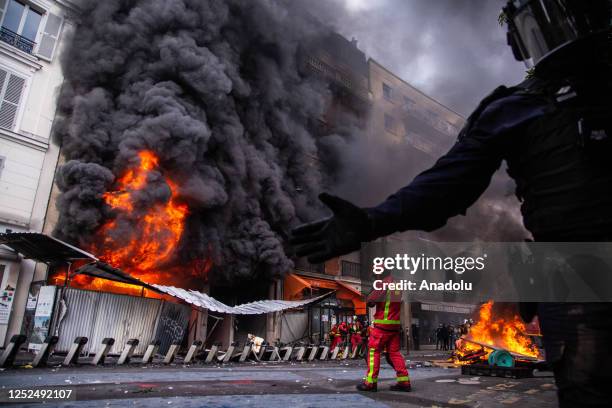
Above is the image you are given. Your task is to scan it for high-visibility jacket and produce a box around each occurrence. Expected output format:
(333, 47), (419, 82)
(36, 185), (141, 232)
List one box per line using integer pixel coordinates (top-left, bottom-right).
(330, 324), (341, 337)
(368, 275), (402, 330)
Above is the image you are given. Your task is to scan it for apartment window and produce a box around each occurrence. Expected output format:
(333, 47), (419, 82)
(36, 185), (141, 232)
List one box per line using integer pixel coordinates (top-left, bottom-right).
(403, 96), (415, 110)
(382, 82), (393, 101)
(0, 68), (26, 130)
(294, 257), (325, 274)
(384, 113), (395, 132)
(0, 155), (5, 178)
(0, 0), (42, 54)
(341, 261), (360, 279)
(0, 1), (63, 60)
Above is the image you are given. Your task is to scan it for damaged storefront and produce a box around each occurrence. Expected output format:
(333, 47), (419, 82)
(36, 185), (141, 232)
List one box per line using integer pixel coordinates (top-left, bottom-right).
(1, 232), (336, 357)
(282, 273), (366, 344)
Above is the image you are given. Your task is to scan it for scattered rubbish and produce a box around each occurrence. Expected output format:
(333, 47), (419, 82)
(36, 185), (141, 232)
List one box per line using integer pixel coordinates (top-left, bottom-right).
(458, 380), (480, 385)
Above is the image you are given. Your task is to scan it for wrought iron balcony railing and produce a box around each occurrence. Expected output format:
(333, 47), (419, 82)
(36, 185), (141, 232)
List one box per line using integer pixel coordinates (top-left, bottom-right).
(0, 26), (35, 54)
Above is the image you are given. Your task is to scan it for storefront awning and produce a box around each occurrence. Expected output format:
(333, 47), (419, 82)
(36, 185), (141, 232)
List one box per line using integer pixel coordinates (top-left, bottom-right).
(75, 261), (160, 291)
(153, 284), (333, 315)
(0, 232), (97, 263)
(284, 273), (367, 315)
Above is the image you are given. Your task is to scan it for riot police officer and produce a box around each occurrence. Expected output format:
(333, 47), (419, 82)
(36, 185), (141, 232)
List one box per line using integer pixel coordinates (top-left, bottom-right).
(291, 1), (611, 406)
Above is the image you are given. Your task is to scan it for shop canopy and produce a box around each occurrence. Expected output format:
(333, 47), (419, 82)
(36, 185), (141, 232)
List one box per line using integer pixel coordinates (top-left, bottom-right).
(76, 261), (160, 292)
(284, 273), (367, 315)
(0, 232), (339, 316)
(0, 232), (97, 263)
(153, 284), (333, 315)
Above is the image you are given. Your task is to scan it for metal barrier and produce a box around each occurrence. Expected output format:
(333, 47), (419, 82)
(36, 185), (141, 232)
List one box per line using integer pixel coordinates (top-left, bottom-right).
(184, 340), (202, 364)
(141, 341), (160, 364)
(0, 335), (27, 368)
(31, 336), (59, 368)
(117, 339), (139, 365)
(91, 338), (115, 365)
(16, 335), (366, 370)
(63, 337), (88, 366)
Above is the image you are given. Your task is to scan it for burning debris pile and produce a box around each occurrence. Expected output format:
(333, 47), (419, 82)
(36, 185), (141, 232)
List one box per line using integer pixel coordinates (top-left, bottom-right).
(53, 0), (343, 288)
(453, 301), (542, 366)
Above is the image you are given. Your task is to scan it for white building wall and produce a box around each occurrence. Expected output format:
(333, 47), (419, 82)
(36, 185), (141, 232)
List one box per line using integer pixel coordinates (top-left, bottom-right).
(0, 0), (77, 346)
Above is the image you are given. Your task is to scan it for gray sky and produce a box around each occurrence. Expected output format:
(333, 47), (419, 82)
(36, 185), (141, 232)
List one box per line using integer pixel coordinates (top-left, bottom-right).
(313, 0), (526, 117)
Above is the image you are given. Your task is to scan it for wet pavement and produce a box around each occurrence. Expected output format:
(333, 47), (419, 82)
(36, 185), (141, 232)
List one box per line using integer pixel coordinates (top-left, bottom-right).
(0, 351), (558, 407)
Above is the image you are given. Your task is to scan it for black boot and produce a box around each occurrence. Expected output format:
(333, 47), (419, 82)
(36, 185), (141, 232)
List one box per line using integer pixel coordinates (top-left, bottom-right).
(356, 382), (377, 392)
(389, 383), (412, 392)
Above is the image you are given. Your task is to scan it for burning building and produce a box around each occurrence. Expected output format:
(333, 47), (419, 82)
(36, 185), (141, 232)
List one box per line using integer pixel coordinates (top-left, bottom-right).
(20, 0), (375, 348)
(0, 0), (529, 354)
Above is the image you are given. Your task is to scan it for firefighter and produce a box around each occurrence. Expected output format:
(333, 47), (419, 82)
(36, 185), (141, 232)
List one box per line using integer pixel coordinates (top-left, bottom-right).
(338, 321), (349, 347)
(357, 274), (410, 392)
(349, 316), (363, 354)
(329, 323), (342, 350)
(292, 2), (612, 404)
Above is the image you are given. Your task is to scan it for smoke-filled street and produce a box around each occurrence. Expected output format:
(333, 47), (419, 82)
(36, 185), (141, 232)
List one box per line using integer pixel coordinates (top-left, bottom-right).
(1, 0), (611, 407)
(1, 351), (557, 408)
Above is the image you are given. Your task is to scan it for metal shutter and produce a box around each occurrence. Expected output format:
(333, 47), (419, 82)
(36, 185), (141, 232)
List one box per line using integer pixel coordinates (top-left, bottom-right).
(37, 12), (63, 61)
(0, 69), (25, 130)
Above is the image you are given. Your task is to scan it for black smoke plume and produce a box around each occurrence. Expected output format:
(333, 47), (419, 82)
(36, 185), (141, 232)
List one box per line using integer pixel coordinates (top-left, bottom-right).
(54, 0), (339, 285)
(54, 0), (527, 289)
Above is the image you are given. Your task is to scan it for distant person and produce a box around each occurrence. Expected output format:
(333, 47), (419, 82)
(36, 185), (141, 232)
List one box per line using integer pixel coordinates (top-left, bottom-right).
(435, 324), (443, 350)
(411, 323), (420, 350)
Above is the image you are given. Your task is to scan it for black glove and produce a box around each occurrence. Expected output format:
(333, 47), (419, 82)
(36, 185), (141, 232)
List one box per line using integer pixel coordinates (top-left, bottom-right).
(290, 193), (373, 263)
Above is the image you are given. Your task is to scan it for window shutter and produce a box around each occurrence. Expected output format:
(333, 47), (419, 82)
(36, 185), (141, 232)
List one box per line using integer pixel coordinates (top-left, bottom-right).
(36, 12), (63, 61)
(0, 0), (7, 26)
(0, 69), (25, 130)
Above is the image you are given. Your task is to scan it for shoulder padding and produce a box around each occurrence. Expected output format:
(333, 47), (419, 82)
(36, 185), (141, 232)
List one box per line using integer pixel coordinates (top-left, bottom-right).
(458, 79), (554, 139)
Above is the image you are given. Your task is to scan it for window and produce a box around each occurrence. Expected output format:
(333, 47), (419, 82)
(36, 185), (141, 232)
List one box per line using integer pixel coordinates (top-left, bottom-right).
(382, 82), (393, 101)
(0, 67), (26, 130)
(0, 155), (5, 178)
(0, 0), (42, 54)
(384, 113), (395, 132)
(403, 96), (415, 111)
(295, 257), (325, 274)
(341, 261), (360, 279)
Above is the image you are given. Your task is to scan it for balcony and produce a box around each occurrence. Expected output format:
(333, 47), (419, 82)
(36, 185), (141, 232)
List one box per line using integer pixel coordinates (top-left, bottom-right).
(0, 26), (35, 54)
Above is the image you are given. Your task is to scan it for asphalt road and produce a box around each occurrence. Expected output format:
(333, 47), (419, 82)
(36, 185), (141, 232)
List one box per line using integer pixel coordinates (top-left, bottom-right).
(0, 354), (558, 407)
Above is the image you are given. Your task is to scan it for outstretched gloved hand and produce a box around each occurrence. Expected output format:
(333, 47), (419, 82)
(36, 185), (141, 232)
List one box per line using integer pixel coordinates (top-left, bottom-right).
(290, 193), (374, 263)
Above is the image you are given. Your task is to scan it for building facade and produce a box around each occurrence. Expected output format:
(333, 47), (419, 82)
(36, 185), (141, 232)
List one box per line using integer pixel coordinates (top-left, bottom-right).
(368, 58), (464, 161)
(0, 0), (76, 346)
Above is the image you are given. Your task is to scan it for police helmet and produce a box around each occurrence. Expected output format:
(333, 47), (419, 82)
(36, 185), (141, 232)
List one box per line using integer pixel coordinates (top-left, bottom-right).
(503, 0), (611, 71)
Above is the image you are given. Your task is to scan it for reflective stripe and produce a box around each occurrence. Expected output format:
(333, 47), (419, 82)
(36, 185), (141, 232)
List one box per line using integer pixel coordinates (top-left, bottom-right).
(396, 376), (410, 382)
(366, 347), (376, 384)
(374, 289), (400, 325)
(383, 290), (391, 320)
(373, 319), (400, 324)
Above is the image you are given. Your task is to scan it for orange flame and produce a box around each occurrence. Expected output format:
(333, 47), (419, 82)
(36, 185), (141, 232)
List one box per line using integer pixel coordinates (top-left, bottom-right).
(454, 301), (541, 363)
(97, 150), (188, 276)
(49, 153), (212, 295)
